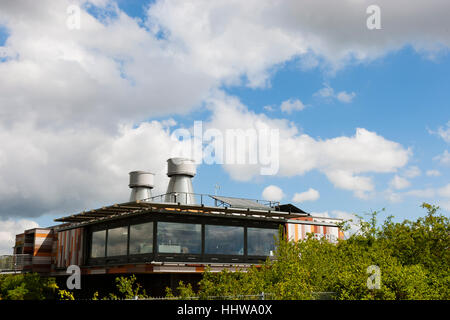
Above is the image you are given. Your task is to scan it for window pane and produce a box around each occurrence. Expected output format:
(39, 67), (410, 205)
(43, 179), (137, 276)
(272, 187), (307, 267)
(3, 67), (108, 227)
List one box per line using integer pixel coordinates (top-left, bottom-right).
(247, 228), (278, 256)
(91, 230), (106, 258)
(157, 222), (201, 254)
(205, 225), (244, 255)
(107, 226), (128, 257)
(129, 222), (153, 255)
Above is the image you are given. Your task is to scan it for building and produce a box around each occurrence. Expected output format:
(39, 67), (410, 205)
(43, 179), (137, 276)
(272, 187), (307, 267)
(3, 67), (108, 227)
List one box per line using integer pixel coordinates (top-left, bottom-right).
(10, 158), (344, 296)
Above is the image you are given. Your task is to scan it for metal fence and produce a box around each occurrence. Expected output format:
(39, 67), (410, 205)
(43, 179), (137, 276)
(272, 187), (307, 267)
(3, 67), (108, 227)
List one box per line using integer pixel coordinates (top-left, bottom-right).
(146, 192), (280, 208)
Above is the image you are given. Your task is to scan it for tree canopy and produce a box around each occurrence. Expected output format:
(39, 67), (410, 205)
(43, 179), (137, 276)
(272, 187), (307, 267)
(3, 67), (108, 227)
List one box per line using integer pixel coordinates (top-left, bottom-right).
(171, 203), (449, 300)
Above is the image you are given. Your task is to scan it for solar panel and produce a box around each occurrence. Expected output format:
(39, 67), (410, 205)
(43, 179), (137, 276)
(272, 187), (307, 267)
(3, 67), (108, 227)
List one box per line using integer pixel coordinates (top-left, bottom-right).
(210, 195), (272, 210)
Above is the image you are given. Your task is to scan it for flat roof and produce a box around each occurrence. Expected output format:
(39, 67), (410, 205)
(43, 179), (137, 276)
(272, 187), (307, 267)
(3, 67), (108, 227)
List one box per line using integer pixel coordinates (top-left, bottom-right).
(54, 200), (309, 227)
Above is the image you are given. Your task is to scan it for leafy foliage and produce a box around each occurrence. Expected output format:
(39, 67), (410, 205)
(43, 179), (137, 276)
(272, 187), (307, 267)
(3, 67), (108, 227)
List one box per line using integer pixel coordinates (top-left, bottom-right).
(0, 273), (57, 300)
(99, 274), (149, 300)
(170, 203), (449, 300)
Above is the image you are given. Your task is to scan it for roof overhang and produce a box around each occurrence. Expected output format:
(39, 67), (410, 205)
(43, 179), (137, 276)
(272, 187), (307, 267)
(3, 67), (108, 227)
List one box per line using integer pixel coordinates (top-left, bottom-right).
(54, 200), (309, 229)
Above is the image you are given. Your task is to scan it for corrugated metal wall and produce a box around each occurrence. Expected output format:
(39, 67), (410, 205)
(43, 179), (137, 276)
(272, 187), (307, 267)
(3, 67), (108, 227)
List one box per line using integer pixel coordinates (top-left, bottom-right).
(286, 222), (344, 243)
(31, 229), (53, 273)
(56, 228), (84, 269)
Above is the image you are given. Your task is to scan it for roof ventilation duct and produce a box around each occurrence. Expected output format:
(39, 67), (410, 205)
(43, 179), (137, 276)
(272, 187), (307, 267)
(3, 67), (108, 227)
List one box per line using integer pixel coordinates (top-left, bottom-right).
(129, 171), (154, 202)
(165, 158), (196, 204)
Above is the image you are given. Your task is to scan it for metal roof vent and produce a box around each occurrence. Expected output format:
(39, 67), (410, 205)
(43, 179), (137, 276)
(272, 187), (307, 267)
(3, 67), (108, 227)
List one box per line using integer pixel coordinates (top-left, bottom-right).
(165, 158), (196, 204)
(129, 171), (154, 202)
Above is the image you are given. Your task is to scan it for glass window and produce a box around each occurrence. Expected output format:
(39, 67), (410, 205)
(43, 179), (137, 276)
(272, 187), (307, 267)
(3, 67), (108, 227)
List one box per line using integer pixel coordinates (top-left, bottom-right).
(129, 222), (153, 255)
(91, 230), (106, 258)
(107, 226), (128, 257)
(205, 225), (244, 255)
(247, 228), (278, 256)
(157, 222), (201, 254)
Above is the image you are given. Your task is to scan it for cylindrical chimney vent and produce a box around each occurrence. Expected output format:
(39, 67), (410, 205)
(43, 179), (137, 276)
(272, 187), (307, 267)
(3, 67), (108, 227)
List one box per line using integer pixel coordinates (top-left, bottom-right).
(129, 171), (154, 202)
(165, 158), (196, 204)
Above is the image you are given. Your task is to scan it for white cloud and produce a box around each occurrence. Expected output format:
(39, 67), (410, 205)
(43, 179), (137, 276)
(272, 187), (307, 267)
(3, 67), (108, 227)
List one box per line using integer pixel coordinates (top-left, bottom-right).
(336, 91), (356, 103)
(0, 119), (191, 217)
(0, 0), (447, 132)
(389, 175), (411, 190)
(263, 105), (275, 112)
(205, 92), (410, 198)
(292, 188), (320, 203)
(385, 190), (403, 203)
(314, 84), (335, 99)
(403, 166), (421, 178)
(147, 0), (450, 75)
(0, 218), (39, 255)
(324, 170), (374, 199)
(395, 184), (450, 204)
(429, 121), (450, 143)
(437, 121), (450, 143)
(314, 84), (356, 103)
(438, 184), (450, 198)
(262, 185), (284, 201)
(0, 92), (412, 219)
(0, 0), (441, 218)
(280, 99), (306, 114)
(404, 188), (436, 198)
(426, 169), (441, 177)
(434, 150), (450, 166)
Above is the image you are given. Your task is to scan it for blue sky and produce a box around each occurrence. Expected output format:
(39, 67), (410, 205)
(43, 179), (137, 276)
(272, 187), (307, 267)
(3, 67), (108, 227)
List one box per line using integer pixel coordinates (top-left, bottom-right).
(0, 0), (449, 253)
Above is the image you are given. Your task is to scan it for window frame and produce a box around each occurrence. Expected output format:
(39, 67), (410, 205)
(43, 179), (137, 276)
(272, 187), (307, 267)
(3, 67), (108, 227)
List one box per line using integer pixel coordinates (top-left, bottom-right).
(86, 213), (281, 266)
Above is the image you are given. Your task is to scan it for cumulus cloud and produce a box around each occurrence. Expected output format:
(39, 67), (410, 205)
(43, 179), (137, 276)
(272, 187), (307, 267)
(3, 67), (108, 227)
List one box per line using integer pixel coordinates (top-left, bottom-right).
(0, 119), (191, 217)
(439, 184), (450, 198)
(437, 121), (450, 143)
(402, 166), (421, 178)
(426, 169), (441, 177)
(0, 0), (446, 219)
(314, 83), (356, 103)
(280, 99), (306, 114)
(0, 218), (39, 255)
(204, 92), (410, 198)
(292, 188), (320, 203)
(434, 150), (450, 166)
(336, 91), (356, 103)
(429, 121), (450, 143)
(395, 184), (450, 208)
(262, 185), (284, 202)
(0, 0), (216, 129)
(389, 175), (411, 190)
(0, 0), (447, 132)
(148, 0), (450, 74)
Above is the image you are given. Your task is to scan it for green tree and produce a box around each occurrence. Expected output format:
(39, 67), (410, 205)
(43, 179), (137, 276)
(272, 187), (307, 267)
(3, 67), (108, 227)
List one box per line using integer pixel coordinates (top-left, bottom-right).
(171, 203), (449, 300)
(0, 273), (57, 300)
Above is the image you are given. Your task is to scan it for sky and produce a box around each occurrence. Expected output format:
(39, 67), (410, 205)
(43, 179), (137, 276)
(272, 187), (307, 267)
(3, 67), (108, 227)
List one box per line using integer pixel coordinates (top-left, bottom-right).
(0, 0), (449, 254)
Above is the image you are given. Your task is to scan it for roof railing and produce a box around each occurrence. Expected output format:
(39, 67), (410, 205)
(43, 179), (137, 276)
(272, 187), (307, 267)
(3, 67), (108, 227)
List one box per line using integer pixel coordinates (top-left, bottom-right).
(142, 192), (280, 208)
(0, 254), (32, 273)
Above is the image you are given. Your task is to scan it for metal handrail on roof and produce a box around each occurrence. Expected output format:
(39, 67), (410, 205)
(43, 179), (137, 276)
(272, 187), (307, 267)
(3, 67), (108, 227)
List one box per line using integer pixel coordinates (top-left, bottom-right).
(53, 194), (305, 226)
(144, 192), (280, 209)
